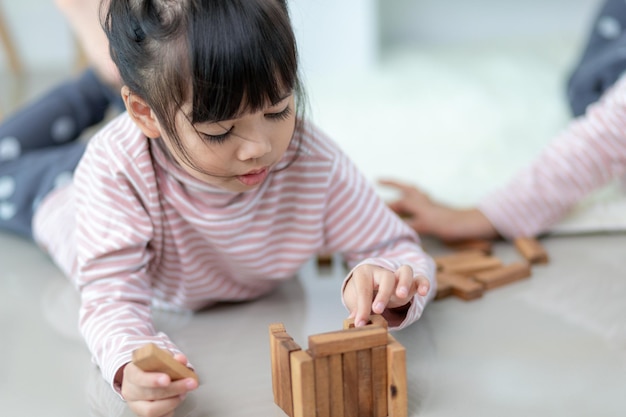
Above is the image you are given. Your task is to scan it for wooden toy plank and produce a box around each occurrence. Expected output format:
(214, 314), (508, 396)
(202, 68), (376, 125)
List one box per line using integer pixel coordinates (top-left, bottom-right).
(343, 314), (388, 330)
(371, 345), (388, 417)
(472, 262), (531, 289)
(443, 238), (493, 254)
(328, 353), (345, 417)
(433, 249), (487, 270)
(132, 343), (199, 382)
(434, 275), (453, 300)
(439, 255), (502, 275)
(514, 237), (549, 264)
(316, 253), (333, 270)
(278, 338), (301, 416)
(309, 326), (387, 357)
(436, 272), (484, 300)
(291, 350), (316, 417)
(342, 351), (359, 417)
(314, 356), (331, 417)
(269, 323), (290, 405)
(387, 335), (407, 417)
(357, 349), (373, 417)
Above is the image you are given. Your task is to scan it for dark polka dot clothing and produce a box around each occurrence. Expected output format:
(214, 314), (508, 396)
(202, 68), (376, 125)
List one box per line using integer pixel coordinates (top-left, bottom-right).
(568, 0), (626, 116)
(0, 68), (123, 238)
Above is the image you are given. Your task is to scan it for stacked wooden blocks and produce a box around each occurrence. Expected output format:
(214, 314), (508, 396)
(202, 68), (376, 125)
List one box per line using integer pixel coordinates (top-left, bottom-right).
(435, 237), (549, 301)
(269, 315), (407, 417)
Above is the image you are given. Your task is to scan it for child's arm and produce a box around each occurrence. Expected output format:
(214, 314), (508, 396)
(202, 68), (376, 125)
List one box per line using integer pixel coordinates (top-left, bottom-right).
(382, 74), (626, 240)
(318, 137), (437, 329)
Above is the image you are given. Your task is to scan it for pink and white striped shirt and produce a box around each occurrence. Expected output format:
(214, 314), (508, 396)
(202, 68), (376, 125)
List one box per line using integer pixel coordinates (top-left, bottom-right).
(33, 113), (436, 387)
(479, 74), (626, 239)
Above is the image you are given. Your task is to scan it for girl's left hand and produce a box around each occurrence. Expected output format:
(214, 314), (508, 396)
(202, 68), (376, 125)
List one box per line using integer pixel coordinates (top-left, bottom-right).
(343, 264), (430, 327)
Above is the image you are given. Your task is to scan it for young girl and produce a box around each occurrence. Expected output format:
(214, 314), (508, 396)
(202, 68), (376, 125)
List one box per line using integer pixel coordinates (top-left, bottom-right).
(1, 0), (435, 416)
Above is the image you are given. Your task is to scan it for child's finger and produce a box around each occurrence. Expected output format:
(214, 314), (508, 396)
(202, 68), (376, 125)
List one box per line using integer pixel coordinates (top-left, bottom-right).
(416, 276), (430, 296)
(351, 273), (374, 327)
(378, 178), (413, 193)
(372, 273), (395, 314)
(394, 265), (415, 299)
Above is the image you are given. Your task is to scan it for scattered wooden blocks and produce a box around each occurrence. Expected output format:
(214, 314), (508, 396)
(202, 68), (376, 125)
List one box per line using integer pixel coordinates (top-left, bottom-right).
(131, 343), (199, 382)
(269, 315), (406, 417)
(434, 236), (547, 302)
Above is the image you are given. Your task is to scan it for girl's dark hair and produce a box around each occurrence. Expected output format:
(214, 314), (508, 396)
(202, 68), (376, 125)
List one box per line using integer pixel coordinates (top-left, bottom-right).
(103, 0), (305, 170)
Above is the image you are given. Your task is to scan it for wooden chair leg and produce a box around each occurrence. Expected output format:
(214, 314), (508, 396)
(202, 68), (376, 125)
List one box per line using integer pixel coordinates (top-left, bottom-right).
(0, 5), (24, 75)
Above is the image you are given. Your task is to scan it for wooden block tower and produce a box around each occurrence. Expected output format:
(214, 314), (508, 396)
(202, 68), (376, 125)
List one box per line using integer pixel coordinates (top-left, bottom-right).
(269, 315), (407, 417)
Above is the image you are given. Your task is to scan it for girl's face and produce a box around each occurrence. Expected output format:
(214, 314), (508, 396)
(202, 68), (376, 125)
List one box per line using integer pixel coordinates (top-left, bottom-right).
(164, 94), (296, 192)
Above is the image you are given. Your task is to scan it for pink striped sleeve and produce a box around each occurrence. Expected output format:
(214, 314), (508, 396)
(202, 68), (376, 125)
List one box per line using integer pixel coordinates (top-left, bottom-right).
(479, 75), (626, 239)
(73, 127), (183, 389)
(322, 145), (437, 329)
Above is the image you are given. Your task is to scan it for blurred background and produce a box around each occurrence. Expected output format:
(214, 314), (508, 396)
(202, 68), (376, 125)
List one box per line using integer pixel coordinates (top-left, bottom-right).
(3, 0), (619, 232)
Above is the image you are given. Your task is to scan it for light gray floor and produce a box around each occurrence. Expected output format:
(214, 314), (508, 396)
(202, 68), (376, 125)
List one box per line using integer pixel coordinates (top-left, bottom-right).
(2, 230), (626, 416)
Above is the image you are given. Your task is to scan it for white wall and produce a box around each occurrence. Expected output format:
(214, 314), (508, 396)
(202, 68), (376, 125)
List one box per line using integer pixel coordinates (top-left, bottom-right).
(0, 0), (604, 73)
(0, 0), (74, 72)
(380, 0), (602, 46)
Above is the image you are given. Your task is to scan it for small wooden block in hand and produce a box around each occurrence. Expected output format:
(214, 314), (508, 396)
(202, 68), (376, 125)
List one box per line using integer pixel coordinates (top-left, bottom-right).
(132, 343), (199, 382)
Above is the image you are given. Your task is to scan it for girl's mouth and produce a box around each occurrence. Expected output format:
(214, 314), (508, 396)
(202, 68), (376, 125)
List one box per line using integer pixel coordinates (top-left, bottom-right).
(238, 168), (269, 186)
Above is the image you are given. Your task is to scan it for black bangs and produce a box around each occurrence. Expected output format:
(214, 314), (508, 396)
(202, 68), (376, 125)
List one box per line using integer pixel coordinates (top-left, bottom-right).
(188, 0), (298, 124)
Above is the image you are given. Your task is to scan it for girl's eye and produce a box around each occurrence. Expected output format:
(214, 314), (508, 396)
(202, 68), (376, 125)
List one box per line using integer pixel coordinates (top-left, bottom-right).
(201, 127), (232, 144)
(266, 105), (292, 121)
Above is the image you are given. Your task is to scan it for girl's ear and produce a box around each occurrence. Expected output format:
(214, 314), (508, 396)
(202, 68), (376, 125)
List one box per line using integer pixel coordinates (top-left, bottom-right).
(122, 86), (161, 139)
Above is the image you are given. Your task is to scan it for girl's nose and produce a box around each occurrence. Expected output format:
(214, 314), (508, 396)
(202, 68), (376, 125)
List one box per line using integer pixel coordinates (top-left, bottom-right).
(236, 134), (272, 161)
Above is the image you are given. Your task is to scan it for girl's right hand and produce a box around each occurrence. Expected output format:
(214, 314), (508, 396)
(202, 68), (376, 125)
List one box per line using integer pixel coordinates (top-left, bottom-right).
(120, 354), (198, 417)
(378, 179), (499, 242)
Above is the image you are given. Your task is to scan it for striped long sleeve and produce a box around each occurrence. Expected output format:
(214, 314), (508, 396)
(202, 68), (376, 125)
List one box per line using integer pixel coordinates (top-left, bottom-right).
(33, 113), (435, 388)
(479, 75), (626, 239)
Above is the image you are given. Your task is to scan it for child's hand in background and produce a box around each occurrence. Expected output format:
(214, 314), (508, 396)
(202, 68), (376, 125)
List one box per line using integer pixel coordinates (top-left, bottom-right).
(343, 264), (430, 328)
(119, 353), (198, 417)
(379, 179), (499, 242)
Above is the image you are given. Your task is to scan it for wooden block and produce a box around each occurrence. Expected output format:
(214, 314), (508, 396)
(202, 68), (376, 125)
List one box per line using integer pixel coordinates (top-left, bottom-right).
(309, 326), (387, 357)
(443, 238), (493, 254)
(317, 253), (333, 268)
(433, 249), (487, 270)
(269, 323), (289, 405)
(132, 343), (198, 382)
(291, 350), (316, 417)
(343, 314), (388, 330)
(328, 354), (345, 417)
(439, 255), (502, 275)
(277, 338), (302, 416)
(314, 356), (331, 417)
(434, 276), (453, 300)
(472, 262), (531, 289)
(436, 272), (484, 300)
(514, 237), (549, 264)
(387, 335), (407, 417)
(371, 345), (388, 417)
(357, 349), (373, 417)
(342, 350), (359, 417)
